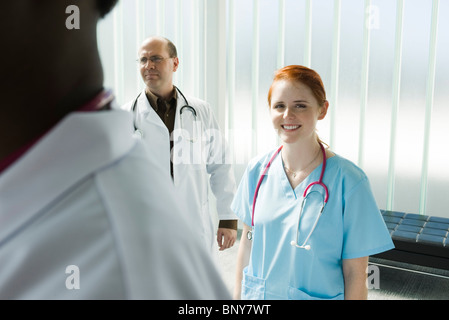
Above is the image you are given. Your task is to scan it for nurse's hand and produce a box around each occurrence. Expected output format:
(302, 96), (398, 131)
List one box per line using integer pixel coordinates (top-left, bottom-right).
(217, 228), (237, 251)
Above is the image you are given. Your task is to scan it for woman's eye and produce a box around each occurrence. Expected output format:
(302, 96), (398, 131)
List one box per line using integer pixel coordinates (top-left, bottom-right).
(296, 104), (306, 109)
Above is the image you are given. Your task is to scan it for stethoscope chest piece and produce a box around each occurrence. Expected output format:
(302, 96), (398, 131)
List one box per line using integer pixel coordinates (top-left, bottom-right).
(247, 230), (253, 241)
(133, 129), (144, 139)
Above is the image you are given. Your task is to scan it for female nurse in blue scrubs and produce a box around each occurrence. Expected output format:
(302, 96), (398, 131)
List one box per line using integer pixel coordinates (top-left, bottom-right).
(232, 65), (394, 300)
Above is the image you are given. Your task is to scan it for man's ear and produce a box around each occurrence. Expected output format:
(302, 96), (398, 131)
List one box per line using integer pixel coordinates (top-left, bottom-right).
(173, 57), (180, 72)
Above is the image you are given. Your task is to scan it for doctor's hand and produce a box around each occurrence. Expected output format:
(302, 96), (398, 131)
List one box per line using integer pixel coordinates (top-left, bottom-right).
(216, 228), (237, 251)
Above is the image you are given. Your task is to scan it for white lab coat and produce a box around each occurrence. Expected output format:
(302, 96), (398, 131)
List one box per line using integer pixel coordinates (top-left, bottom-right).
(0, 109), (231, 299)
(122, 90), (236, 254)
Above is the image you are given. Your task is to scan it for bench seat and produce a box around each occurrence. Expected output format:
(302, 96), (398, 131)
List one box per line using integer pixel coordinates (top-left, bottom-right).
(371, 210), (449, 271)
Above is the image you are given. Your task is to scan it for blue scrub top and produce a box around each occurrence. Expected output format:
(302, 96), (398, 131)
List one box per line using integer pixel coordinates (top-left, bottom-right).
(231, 149), (394, 300)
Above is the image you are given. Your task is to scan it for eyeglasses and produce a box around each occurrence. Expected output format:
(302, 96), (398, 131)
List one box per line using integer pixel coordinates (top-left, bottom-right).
(137, 56), (172, 66)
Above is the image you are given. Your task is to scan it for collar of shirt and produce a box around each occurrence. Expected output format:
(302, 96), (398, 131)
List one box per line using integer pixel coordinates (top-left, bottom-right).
(145, 88), (178, 113)
(0, 109), (135, 244)
(145, 88), (178, 135)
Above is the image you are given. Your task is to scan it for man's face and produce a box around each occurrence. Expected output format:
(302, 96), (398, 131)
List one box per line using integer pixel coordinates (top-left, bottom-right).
(138, 38), (179, 95)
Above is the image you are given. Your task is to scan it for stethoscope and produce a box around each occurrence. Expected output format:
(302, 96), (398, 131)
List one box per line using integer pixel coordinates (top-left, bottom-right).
(248, 142), (329, 251)
(131, 86), (198, 142)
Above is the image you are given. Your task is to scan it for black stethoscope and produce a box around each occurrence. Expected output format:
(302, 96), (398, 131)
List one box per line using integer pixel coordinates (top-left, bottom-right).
(131, 86), (197, 141)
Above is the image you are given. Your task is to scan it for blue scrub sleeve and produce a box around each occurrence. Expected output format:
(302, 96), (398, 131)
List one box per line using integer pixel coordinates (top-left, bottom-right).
(342, 178), (394, 259)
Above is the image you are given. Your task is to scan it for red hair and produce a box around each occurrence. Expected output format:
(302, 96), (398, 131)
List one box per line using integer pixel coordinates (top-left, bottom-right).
(267, 65), (327, 106)
(268, 65), (329, 147)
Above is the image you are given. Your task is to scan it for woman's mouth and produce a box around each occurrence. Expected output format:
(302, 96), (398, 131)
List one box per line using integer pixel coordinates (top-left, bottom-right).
(281, 125), (301, 130)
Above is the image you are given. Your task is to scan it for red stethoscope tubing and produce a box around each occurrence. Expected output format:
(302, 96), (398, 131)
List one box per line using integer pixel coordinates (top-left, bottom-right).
(251, 142), (328, 227)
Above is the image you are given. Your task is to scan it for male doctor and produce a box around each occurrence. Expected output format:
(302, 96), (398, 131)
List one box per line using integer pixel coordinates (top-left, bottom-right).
(122, 36), (237, 253)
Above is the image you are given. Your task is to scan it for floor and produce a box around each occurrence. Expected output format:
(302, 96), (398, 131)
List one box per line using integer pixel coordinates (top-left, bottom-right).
(217, 231), (449, 300)
(216, 234), (240, 297)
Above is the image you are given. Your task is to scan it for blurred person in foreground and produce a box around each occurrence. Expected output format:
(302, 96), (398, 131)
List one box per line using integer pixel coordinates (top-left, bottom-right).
(0, 0), (230, 300)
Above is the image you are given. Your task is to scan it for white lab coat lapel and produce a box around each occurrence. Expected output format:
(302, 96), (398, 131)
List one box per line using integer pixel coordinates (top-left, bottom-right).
(172, 95), (204, 187)
(172, 96), (184, 187)
(171, 95), (214, 253)
(0, 110), (136, 245)
(135, 90), (164, 129)
(135, 90), (171, 176)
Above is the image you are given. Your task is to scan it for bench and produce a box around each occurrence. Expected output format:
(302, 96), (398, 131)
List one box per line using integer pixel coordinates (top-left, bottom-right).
(371, 210), (449, 271)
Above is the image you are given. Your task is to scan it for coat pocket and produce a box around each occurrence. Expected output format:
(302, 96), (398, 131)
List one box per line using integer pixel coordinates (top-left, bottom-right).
(287, 286), (344, 300)
(241, 268), (266, 300)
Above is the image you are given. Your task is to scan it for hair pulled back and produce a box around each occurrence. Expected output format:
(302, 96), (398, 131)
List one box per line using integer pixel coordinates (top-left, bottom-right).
(268, 65), (327, 107)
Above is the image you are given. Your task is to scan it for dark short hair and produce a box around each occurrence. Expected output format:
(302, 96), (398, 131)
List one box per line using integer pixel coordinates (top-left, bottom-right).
(96, 0), (119, 18)
(165, 38), (178, 58)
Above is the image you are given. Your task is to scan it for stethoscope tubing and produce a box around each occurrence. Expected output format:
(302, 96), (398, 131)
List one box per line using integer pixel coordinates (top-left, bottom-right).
(250, 142), (329, 248)
(302, 143), (328, 203)
(131, 86), (195, 132)
(251, 145), (283, 227)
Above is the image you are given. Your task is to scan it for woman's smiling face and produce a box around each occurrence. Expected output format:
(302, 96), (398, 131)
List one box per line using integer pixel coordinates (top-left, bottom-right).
(269, 79), (328, 145)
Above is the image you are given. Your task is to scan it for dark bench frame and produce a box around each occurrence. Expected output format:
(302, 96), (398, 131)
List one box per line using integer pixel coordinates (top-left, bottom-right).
(371, 210), (449, 271)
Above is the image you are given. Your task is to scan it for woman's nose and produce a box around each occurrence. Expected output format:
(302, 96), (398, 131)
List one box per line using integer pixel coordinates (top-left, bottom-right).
(283, 107), (294, 119)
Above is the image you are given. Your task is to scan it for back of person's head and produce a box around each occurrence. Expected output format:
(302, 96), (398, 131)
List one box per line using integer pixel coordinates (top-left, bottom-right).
(268, 65), (327, 107)
(96, 0), (119, 18)
(0, 0), (120, 154)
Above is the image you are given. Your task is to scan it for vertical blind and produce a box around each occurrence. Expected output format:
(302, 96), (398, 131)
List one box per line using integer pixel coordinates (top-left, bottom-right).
(98, 0), (449, 219)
